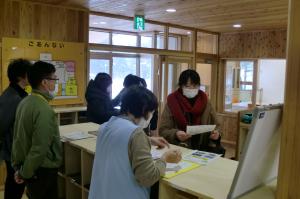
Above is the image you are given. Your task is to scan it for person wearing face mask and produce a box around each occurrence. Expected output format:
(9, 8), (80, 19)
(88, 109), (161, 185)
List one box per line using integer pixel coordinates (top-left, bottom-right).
(89, 86), (182, 199)
(0, 59), (31, 199)
(159, 69), (225, 156)
(85, 73), (119, 124)
(12, 61), (62, 199)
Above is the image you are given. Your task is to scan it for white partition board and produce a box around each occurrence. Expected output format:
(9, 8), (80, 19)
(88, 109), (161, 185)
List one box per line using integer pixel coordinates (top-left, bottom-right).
(228, 105), (282, 199)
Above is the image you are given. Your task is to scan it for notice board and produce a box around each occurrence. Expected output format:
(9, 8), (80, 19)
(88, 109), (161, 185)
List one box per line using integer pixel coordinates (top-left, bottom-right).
(1, 37), (86, 106)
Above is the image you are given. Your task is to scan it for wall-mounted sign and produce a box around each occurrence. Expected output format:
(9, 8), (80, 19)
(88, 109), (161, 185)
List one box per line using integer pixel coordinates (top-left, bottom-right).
(134, 15), (145, 31)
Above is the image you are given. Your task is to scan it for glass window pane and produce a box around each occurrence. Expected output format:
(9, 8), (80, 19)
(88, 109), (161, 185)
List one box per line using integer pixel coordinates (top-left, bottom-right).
(140, 55), (153, 90)
(112, 34), (137, 46)
(89, 59), (110, 80)
(224, 61), (254, 112)
(157, 35), (164, 49)
(169, 27), (192, 51)
(168, 36), (177, 50)
(141, 36), (153, 48)
(89, 31), (110, 44)
(112, 57), (137, 97)
(240, 61), (254, 82)
(256, 59), (286, 105)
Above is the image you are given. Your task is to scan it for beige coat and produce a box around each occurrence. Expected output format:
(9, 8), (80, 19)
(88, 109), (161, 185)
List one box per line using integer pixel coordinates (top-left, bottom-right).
(159, 101), (221, 150)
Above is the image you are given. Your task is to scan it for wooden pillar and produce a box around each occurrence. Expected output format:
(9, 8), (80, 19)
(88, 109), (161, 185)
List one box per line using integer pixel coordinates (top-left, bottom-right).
(277, 0), (300, 198)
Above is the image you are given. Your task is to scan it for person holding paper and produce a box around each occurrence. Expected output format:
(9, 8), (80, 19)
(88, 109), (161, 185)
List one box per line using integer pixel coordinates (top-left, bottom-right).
(89, 86), (181, 199)
(159, 69), (225, 155)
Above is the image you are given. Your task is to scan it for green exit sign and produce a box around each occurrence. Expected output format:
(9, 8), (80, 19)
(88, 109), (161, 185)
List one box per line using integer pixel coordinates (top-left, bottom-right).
(134, 15), (145, 31)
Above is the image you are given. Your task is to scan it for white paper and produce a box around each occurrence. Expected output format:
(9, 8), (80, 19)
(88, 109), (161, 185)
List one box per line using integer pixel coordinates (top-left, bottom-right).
(166, 163), (182, 172)
(61, 131), (92, 141)
(40, 53), (52, 61)
(186, 125), (216, 136)
(151, 149), (163, 159)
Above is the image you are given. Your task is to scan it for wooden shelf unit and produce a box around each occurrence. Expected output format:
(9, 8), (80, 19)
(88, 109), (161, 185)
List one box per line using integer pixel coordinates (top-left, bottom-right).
(54, 106), (87, 125)
(58, 141), (95, 199)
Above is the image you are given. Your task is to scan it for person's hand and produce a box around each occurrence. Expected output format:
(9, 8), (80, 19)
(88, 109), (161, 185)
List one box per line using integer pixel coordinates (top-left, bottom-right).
(161, 149), (182, 163)
(210, 130), (220, 140)
(176, 131), (192, 142)
(150, 137), (169, 149)
(14, 171), (24, 184)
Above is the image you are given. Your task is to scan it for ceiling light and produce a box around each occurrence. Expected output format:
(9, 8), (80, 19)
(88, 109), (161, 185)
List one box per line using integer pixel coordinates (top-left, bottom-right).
(233, 24), (242, 28)
(92, 22), (99, 25)
(166, 8), (176, 13)
(187, 31), (191, 35)
(100, 21), (107, 25)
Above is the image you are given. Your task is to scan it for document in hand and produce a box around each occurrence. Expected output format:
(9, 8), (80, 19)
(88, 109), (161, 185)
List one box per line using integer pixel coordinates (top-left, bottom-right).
(186, 125), (216, 136)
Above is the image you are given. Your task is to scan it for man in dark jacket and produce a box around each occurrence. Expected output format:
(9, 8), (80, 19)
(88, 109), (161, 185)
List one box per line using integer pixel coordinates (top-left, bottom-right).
(0, 59), (31, 199)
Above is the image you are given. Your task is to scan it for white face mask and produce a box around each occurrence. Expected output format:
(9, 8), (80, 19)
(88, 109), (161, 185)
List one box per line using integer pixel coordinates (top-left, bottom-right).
(183, 88), (198, 98)
(49, 83), (58, 98)
(137, 112), (153, 128)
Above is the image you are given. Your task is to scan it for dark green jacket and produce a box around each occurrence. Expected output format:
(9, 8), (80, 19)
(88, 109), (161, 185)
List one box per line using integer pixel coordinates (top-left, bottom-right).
(12, 89), (62, 179)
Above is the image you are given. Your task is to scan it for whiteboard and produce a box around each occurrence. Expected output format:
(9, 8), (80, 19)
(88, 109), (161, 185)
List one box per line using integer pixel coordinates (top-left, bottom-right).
(227, 104), (282, 199)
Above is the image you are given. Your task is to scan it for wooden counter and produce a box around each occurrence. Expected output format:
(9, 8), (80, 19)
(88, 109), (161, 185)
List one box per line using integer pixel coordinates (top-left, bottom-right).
(58, 122), (275, 199)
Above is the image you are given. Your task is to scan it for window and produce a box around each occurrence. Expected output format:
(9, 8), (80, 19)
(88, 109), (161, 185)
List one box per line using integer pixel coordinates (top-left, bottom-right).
(141, 36), (153, 48)
(168, 36), (178, 50)
(89, 59), (110, 80)
(240, 61), (254, 91)
(112, 57), (137, 97)
(256, 59), (286, 105)
(112, 33), (137, 47)
(140, 55), (153, 90)
(89, 31), (110, 44)
(224, 60), (254, 112)
(157, 35), (164, 49)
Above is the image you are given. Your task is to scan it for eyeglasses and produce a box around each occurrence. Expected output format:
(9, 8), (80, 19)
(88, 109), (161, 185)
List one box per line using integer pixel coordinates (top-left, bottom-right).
(45, 78), (59, 81)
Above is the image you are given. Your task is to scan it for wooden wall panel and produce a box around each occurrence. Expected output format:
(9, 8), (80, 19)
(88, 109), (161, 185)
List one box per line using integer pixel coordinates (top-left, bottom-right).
(0, 0), (88, 42)
(219, 29), (287, 58)
(216, 113), (238, 146)
(277, 0), (300, 198)
(0, 0), (88, 93)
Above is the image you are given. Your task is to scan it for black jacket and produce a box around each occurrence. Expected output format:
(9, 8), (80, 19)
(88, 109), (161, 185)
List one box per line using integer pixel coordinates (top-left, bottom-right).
(85, 81), (119, 124)
(0, 84), (27, 161)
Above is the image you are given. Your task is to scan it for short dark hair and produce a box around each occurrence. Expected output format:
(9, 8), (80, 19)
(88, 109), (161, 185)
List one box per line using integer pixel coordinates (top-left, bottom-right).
(178, 69), (201, 86)
(94, 73), (112, 92)
(28, 61), (56, 89)
(123, 74), (147, 88)
(120, 86), (158, 118)
(7, 59), (31, 84)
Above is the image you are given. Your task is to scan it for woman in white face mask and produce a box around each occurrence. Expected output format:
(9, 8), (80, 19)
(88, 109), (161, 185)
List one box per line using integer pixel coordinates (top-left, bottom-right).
(159, 69), (225, 156)
(89, 86), (182, 199)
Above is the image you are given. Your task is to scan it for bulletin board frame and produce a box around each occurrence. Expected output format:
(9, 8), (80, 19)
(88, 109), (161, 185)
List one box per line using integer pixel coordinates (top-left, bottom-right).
(1, 37), (86, 106)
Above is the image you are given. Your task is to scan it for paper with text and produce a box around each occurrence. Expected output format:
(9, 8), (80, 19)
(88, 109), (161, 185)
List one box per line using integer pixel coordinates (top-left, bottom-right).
(186, 125), (216, 136)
